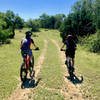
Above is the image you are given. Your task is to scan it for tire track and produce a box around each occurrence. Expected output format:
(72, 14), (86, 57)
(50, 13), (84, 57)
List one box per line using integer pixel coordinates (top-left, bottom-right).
(7, 40), (48, 100)
(51, 39), (84, 100)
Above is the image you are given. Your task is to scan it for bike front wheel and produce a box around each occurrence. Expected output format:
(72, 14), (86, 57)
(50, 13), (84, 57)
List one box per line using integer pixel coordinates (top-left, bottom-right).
(29, 55), (35, 78)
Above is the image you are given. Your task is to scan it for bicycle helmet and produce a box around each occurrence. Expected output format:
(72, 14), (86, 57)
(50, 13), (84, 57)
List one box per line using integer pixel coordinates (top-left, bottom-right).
(25, 31), (32, 36)
(66, 34), (73, 40)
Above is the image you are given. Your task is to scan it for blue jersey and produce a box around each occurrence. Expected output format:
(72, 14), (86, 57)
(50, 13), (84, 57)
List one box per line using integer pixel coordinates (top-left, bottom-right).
(21, 37), (34, 51)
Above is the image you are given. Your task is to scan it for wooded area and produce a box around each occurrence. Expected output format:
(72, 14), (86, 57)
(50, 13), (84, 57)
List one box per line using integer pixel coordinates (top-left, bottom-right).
(0, 0), (100, 52)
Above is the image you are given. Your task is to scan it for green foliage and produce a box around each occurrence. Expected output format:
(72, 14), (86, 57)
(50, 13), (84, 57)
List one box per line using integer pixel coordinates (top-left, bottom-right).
(79, 30), (100, 53)
(39, 13), (66, 29)
(89, 30), (100, 53)
(0, 10), (24, 42)
(25, 19), (39, 32)
(5, 10), (24, 38)
(0, 13), (12, 43)
(15, 16), (24, 29)
(93, 0), (100, 29)
(39, 13), (50, 28)
(59, 0), (100, 53)
(60, 0), (97, 41)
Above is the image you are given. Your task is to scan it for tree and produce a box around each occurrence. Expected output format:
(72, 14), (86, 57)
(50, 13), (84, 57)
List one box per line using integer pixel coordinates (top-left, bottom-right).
(15, 16), (24, 29)
(54, 14), (66, 29)
(60, 0), (96, 41)
(5, 10), (24, 38)
(39, 13), (50, 28)
(0, 12), (12, 42)
(5, 10), (16, 38)
(93, 0), (100, 29)
(26, 19), (39, 32)
(48, 16), (56, 29)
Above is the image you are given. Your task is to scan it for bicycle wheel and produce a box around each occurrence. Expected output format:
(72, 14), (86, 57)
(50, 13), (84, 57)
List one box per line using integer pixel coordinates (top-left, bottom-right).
(20, 63), (27, 82)
(68, 60), (74, 80)
(29, 55), (35, 78)
(69, 66), (75, 80)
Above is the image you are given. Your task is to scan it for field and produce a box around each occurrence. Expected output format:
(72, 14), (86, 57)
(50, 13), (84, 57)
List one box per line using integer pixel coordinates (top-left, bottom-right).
(0, 29), (100, 100)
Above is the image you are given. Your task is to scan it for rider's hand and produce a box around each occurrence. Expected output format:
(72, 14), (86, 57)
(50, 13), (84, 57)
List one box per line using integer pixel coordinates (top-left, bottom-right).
(60, 48), (63, 51)
(35, 47), (39, 50)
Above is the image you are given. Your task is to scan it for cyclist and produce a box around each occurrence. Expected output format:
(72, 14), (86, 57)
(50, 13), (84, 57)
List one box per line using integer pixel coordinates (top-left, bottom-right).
(20, 31), (39, 72)
(60, 34), (76, 69)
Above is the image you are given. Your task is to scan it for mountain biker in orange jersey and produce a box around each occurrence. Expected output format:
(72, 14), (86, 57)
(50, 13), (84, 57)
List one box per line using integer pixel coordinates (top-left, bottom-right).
(20, 31), (39, 71)
(60, 34), (76, 68)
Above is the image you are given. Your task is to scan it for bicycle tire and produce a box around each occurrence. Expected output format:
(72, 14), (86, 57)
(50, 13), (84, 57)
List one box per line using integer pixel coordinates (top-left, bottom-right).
(29, 55), (35, 78)
(20, 63), (27, 82)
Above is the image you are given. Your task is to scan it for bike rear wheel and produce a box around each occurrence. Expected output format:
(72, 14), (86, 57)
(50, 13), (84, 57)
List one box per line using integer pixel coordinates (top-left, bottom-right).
(20, 63), (27, 82)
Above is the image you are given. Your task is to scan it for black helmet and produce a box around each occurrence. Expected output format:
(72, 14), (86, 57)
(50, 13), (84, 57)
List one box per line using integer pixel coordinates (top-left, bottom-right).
(25, 31), (32, 36)
(66, 34), (73, 40)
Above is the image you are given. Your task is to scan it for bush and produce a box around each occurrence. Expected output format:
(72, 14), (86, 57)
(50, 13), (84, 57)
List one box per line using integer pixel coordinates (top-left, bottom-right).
(90, 30), (100, 53)
(79, 30), (100, 53)
(0, 25), (12, 43)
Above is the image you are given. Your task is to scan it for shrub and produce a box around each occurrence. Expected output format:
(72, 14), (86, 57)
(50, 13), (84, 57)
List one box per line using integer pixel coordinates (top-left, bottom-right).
(79, 30), (100, 53)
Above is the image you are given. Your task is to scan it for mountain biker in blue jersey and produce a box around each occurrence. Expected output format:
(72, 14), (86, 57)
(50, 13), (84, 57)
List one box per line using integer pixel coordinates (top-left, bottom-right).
(20, 31), (39, 71)
(60, 35), (76, 68)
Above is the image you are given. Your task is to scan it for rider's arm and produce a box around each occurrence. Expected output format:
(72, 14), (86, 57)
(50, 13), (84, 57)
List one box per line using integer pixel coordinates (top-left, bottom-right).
(31, 39), (38, 48)
(61, 44), (65, 50)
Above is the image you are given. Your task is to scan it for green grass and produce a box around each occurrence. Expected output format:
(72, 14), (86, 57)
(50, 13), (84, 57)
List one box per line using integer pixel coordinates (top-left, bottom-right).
(33, 86), (64, 100)
(38, 40), (64, 88)
(75, 45), (100, 100)
(32, 37), (65, 100)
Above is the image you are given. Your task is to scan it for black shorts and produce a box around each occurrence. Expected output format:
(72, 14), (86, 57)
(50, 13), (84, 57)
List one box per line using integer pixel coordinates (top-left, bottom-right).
(65, 49), (75, 59)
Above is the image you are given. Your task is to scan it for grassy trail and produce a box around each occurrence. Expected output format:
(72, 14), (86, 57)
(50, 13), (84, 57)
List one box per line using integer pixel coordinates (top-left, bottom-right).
(0, 29), (100, 100)
(8, 40), (48, 100)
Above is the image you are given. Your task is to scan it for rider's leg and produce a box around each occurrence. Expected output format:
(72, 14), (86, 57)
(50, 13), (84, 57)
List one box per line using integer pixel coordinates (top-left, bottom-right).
(65, 56), (68, 65)
(27, 50), (32, 71)
(71, 50), (75, 67)
(21, 50), (27, 67)
(65, 50), (68, 65)
(27, 56), (31, 71)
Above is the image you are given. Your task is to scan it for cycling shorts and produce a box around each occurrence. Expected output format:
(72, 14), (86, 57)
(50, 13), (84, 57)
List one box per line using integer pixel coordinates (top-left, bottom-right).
(21, 49), (32, 58)
(65, 49), (75, 59)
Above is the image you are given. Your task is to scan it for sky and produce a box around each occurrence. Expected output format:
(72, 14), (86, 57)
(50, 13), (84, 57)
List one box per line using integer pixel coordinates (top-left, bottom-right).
(0, 0), (78, 21)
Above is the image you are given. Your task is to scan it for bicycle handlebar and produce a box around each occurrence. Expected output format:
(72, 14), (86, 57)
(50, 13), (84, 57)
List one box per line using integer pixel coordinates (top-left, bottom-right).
(60, 49), (66, 51)
(31, 47), (40, 51)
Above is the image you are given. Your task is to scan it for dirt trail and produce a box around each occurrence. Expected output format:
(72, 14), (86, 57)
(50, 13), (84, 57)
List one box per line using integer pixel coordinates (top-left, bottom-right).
(51, 39), (84, 100)
(7, 40), (47, 100)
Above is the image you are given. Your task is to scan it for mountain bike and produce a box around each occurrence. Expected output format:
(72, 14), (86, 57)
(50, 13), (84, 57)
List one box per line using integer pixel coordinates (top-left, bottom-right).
(61, 49), (75, 80)
(20, 48), (39, 82)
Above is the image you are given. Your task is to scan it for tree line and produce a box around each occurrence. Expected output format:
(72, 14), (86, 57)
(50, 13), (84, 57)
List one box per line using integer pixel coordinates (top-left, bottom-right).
(0, 0), (100, 52)
(0, 10), (66, 42)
